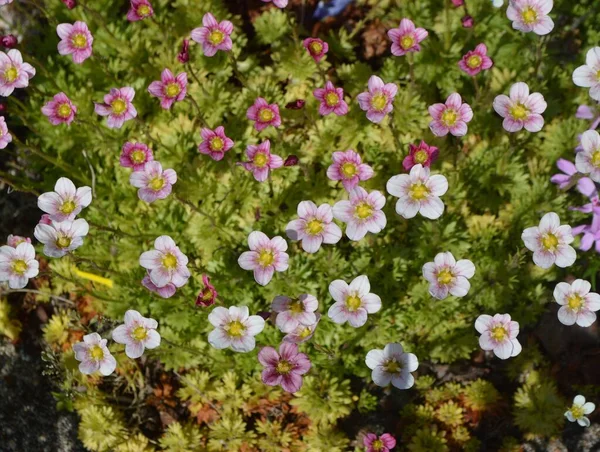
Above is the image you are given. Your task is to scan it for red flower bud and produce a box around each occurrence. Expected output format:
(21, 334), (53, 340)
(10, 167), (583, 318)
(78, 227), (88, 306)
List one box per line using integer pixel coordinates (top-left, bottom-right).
(61, 0), (77, 9)
(178, 39), (190, 64)
(461, 15), (474, 28)
(284, 155), (299, 167)
(1, 35), (18, 48)
(285, 99), (305, 110)
(451, 0), (465, 6)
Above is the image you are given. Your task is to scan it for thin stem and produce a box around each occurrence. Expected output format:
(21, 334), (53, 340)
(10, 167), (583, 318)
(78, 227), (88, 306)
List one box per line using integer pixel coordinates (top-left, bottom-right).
(186, 96), (210, 128)
(0, 288), (75, 306)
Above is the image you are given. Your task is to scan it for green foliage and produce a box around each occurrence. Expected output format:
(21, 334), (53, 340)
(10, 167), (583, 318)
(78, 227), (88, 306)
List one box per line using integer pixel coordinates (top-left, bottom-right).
(290, 374), (353, 426)
(78, 405), (126, 452)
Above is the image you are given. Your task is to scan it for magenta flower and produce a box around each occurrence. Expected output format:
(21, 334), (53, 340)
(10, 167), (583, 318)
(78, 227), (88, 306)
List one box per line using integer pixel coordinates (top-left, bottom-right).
(112, 310), (160, 359)
(507, 0), (554, 36)
(0, 242), (39, 289)
(56, 21), (93, 64)
(493, 82), (546, 133)
(313, 81), (348, 116)
(190, 13), (233, 57)
(326, 150), (374, 191)
(551, 158), (593, 192)
(262, 0), (288, 7)
(139, 235), (190, 289)
(94, 87), (137, 129)
(6, 235), (30, 248)
(573, 215), (600, 253)
(333, 187), (387, 241)
(303, 37), (328, 63)
(0, 49), (36, 97)
(402, 141), (439, 171)
(570, 178), (600, 215)
(428, 93), (473, 137)
(458, 43), (493, 76)
(196, 274), (217, 307)
(119, 142), (154, 171)
(129, 161), (177, 203)
(285, 201), (342, 253)
(41, 92), (77, 126)
(258, 343), (311, 393)
(0, 116), (11, 149)
(127, 0), (154, 22)
(475, 314), (522, 360)
(198, 126), (234, 161)
(272, 294), (318, 333)
(148, 69), (187, 110)
(238, 231), (289, 286)
(356, 76), (398, 123)
(239, 140), (283, 182)
(246, 97), (281, 131)
(328, 275), (382, 327)
(283, 314), (321, 344)
(364, 433), (397, 452)
(37, 177), (92, 222)
(72, 333), (116, 376)
(554, 279), (600, 327)
(387, 18), (428, 56)
(142, 271), (177, 298)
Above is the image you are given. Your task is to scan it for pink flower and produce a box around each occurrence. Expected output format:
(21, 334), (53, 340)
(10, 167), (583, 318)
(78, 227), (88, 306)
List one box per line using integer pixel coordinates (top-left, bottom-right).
(6, 235), (30, 248)
(522, 212), (576, 269)
(458, 43), (493, 76)
(0, 49), (36, 97)
(139, 235), (190, 289)
(0, 116), (11, 149)
(119, 142), (154, 171)
(507, 0), (554, 36)
(246, 97), (281, 131)
(493, 82), (546, 133)
(127, 0), (154, 22)
(313, 81), (348, 116)
(94, 87), (137, 129)
(238, 231), (289, 286)
(573, 48), (600, 102)
(554, 279), (600, 327)
(332, 187), (387, 241)
(258, 342), (310, 393)
(142, 271), (177, 298)
(364, 433), (397, 452)
(303, 38), (328, 63)
(328, 275), (381, 327)
(148, 69), (187, 110)
(271, 294), (319, 333)
(56, 21), (93, 64)
(112, 310), (160, 359)
(428, 93), (473, 137)
(208, 305), (265, 352)
(356, 76), (398, 123)
(190, 13), (233, 57)
(326, 150), (374, 191)
(34, 218), (89, 258)
(72, 333), (116, 376)
(198, 126), (234, 161)
(283, 314), (320, 344)
(37, 177), (92, 222)
(196, 274), (217, 307)
(387, 18), (428, 56)
(402, 141), (439, 171)
(129, 161), (177, 203)
(475, 314), (522, 360)
(41, 92), (77, 126)
(422, 252), (475, 300)
(285, 201), (342, 253)
(0, 242), (39, 289)
(261, 0), (288, 8)
(238, 140), (283, 182)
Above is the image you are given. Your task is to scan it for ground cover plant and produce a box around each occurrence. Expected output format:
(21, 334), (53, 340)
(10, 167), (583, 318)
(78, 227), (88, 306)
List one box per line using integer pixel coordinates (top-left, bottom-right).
(1, 0), (600, 450)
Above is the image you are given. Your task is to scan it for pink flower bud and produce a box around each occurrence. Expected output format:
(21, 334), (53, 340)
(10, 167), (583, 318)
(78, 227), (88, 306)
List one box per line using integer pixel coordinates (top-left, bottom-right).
(177, 39), (190, 64)
(461, 15), (474, 28)
(451, 0), (464, 6)
(284, 155), (299, 166)
(285, 99), (305, 110)
(61, 0), (77, 9)
(1, 35), (18, 48)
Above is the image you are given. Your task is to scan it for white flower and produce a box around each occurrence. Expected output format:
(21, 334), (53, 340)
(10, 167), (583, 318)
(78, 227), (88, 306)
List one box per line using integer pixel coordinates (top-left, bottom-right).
(285, 201), (342, 253)
(565, 395), (595, 427)
(386, 164), (448, 220)
(72, 333), (116, 376)
(112, 310), (161, 359)
(365, 343), (418, 389)
(139, 235), (190, 289)
(238, 231), (289, 286)
(34, 218), (89, 258)
(475, 313), (522, 360)
(575, 130), (600, 182)
(506, 0), (554, 36)
(332, 187), (387, 241)
(492, 0), (504, 7)
(271, 294), (319, 333)
(0, 242), (39, 289)
(37, 177), (92, 222)
(422, 252), (475, 300)
(327, 275), (381, 328)
(208, 306), (265, 352)
(573, 47), (600, 102)
(521, 212), (576, 269)
(553, 280), (600, 327)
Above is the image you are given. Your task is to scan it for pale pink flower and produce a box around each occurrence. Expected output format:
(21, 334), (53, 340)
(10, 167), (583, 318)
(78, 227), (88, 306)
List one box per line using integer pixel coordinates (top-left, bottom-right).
(258, 342), (311, 393)
(365, 342), (418, 389)
(0, 49), (36, 97)
(475, 313), (522, 360)
(428, 93), (473, 137)
(507, 0), (554, 36)
(364, 433), (396, 452)
(246, 97), (281, 131)
(208, 305), (265, 352)
(387, 18), (428, 56)
(521, 212), (576, 269)
(303, 37), (328, 63)
(119, 142), (153, 171)
(41, 92), (77, 125)
(72, 333), (116, 376)
(0, 116), (11, 149)
(422, 252), (475, 300)
(112, 310), (160, 359)
(34, 218), (89, 258)
(238, 140), (283, 182)
(458, 43), (493, 76)
(332, 187), (386, 241)
(285, 201), (342, 253)
(554, 279), (600, 327)
(0, 242), (39, 289)
(573, 47), (600, 102)
(575, 130), (600, 182)
(94, 87), (137, 129)
(313, 81), (348, 116)
(326, 150), (374, 191)
(139, 235), (190, 289)
(37, 177), (92, 222)
(148, 69), (187, 110)
(386, 164), (448, 220)
(328, 275), (381, 327)
(0, 0), (14, 5)
(141, 271), (176, 298)
(271, 294), (319, 333)
(238, 231), (289, 286)
(6, 235), (30, 248)
(129, 161), (177, 203)
(198, 126), (234, 161)
(283, 314), (321, 344)
(127, 0), (154, 22)
(402, 141), (439, 171)
(190, 13), (233, 57)
(262, 0), (288, 8)
(57, 22), (93, 64)
(356, 76), (398, 123)
(493, 82), (546, 133)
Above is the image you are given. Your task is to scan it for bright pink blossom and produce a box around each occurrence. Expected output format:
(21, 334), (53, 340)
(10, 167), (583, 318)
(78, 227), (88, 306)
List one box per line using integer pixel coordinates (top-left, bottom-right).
(493, 82), (546, 133)
(402, 141), (439, 171)
(364, 433), (397, 452)
(303, 38), (328, 63)
(127, 0), (154, 22)
(56, 21), (93, 64)
(238, 231), (289, 286)
(139, 235), (190, 290)
(332, 187), (387, 241)
(428, 93), (473, 137)
(94, 87), (137, 129)
(326, 150), (374, 191)
(387, 18), (428, 56)
(458, 43), (493, 76)
(507, 0), (554, 36)
(0, 116), (11, 149)
(190, 13), (233, 57)
(41, 92), (77, 126)
(129, 161), (177, 203)
(271, 294), (319, 333)
(239, 140), (283, 182)
(0, 49), (36, 97)
(313, 81), (348, 116)
(285, 201), (342, 253)
(246, 97), (281, 131)
(258, 342), (311, 393)
(196, 274), (217, 307)
(119, 142), (153, 171)
(475, 313), (522, 360)
(198, 126), (234, 161)
(148, 69), (187, 110)
(357, 76), (398, 123)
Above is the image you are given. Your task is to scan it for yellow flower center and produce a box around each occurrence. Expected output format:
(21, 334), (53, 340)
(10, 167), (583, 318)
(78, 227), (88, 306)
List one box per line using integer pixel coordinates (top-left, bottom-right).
(571, 405), (584, 419)
(227, 320), (245, 337)
(56, 236), (72, 248)
(131, 149), (146, 164)
(437, 269), (453, 285)
(591, 150), (600, 167)
(89, 345), (104, 360)
(138, 5), (151, 16)
(410, 183), (429, 200)
(491, 326), (508, 341)
(306, 219), (324, 235)
(597, 70), (600, 81)
(60, 199), (76, 214)
(384, 359), (401, 373)
(521, 7), (537, 24)
(299, 327), (312, 338)
(441, 109), (457, 126)
(72, 33), (87, 49)
(355, 202), (373, 219)
(57, 103), (72, 118)
(567, 294), (584, 311)
(210, 137), (224, 151)
(162, 253), (178, 269)
(400, 35), (415, 50)
(209, 30), (225, 45)
(341, 162), (357, 178)
(309, 41), (323, 54)
(467, 55), (482, 69)
(325, 91), (339, 106)
(288, 299), (304, 313)
(111, 99), (127, 114)
(371, 440), (384, 452)
(200, 288), (214, 301)
(510, 103), (529, 120)
(4, 66), (18, 83)
(345, 294), (362, 311)
(165, 83), (181, 98)
(132, 326), (148, 341)
(414, 150), (428, 164)
(149, 176), (165, 191)
(254, 152), (268, 168)
(258, 108), (274, 122)
(276, 360), (293, 375)
(12, 259), (28, 275)
(542, 233), (559, 251)
(258, 249), (274, 267)
(371, 93), (387, 111)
